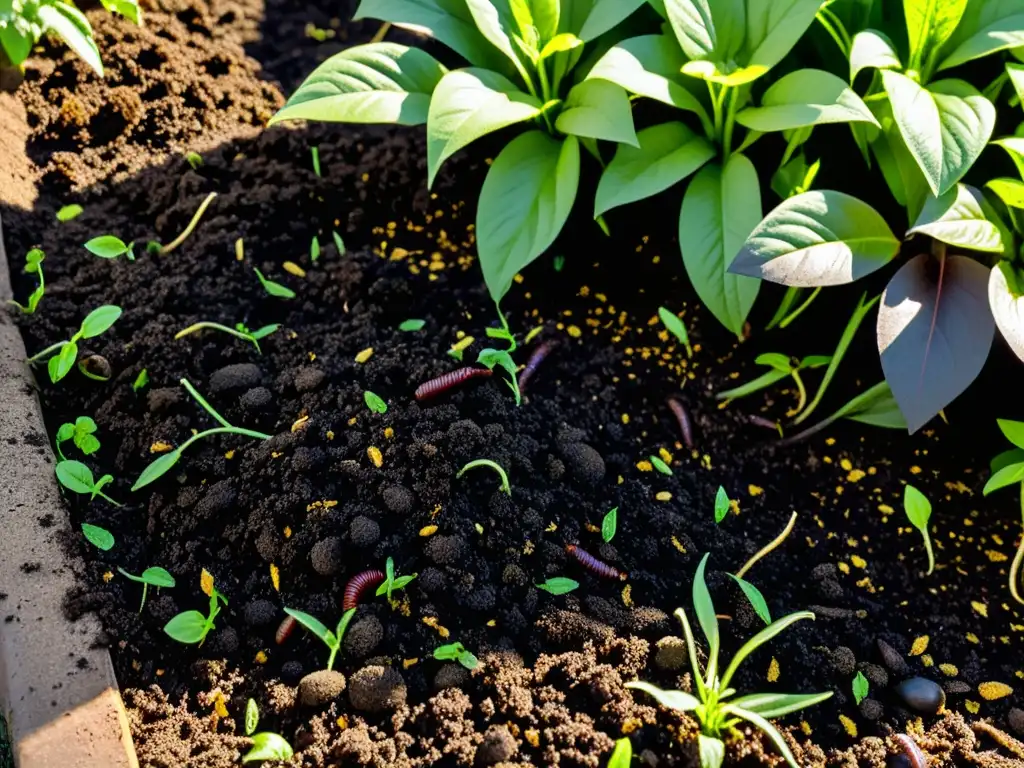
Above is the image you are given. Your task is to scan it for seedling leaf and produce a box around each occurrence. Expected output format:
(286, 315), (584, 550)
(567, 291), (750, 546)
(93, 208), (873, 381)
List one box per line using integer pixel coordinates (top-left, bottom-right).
(608, 738), (632, 768)
(133, 369), (149, 392)
(650, 455), (673, 475)
(140, 567), (176, 587)
(57, 204), (84, 222)
(601, 507), (617, 543)
(658, 307), (692, 357)
(333, 231), (346, 256)
(253, 268), (296, 299)
(84, 236), (130, 259)
(244, 699), (259, 736)
(284, 607), (333, 645)
(535, 577), (579, 595)
(626, 681), (700, 712)
(311, 236), (321, 262)
(81, 523), (114, 551)
(714, 486), (730, 523)
(903, 483), (935, 574)
(434, 642), (465, 661)
(56, 460), (95, 494)
(242, 733), (293, 763)
(728, 574), (771, 625)
(132, 450), (182, 491)
(364, 391), (388, 414)
(399, 319), (425, 331)
(852, 671), (869, 704)
(80, 305), (122, 338)
(164, 610), (209, 644)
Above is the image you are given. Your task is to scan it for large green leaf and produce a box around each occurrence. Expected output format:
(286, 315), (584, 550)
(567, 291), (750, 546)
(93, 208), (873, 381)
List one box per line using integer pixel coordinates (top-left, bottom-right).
(987, 178), (1024, 209)
(594, 122), (715, 216)
(907, 184), (1003, 252)
(577, 0), (647, 40)
(698, 736), (725, 768)
(680, 155), (761, 336)
(38, 3), (103, 76)
(476, 131), (580, 303)
(1, 21), (34, 66)
(729, 691), (834, 719)
(742, 0), (822, 80)
(848, 29), (901, 83)
(525, 0), (560, 44)
(555, 79), (638, 145)
(426, 68), (541, 186)
(881, 71), (995, 197)
(940, 1), (1024, 70)
(664, 0), (745, 63)
(269, 44), (446, 126)
(465, 0), (528, 69)
(736, 69), (877, 132)
(984, 460), (1024, 495)
(869, 99), (929, 220)
(691, 553), (719, 660)
(625, 681), (700, 711)
(903, 0), (967, 71)
(730, 190), (899, 287)
(989, 261), (1024, 365)
(877, 254), (994, 433)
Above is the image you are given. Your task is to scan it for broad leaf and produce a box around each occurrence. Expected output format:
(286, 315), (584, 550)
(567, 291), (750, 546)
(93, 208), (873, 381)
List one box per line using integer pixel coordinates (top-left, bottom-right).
(882, 71), (995, 197)
(736, 69), (878, 132)
(989, 261), (1024, 365)
(984, 460), (1024, 495)
(903, 0), (967, 71)
(132, 450), (181, 491)
(698, 735), (725, 768)
(594, 122), (714, 216)
(80, 305), (122, 337)
(877, 254), (994, 433)
(242, 732), (294, 763)
(164, 611), (208, 644)
(730, 190), (899, 287)
(940, 1), (1024, 70)
(466, 0), (529, 69)
(680, 155), (761, 336)
(284, 607), (333, 644)
(986, 178), (1024, 209)
(663, 0), (744, 63)
(991, 446), (1024, 474)
(1007, 62), (1024, 103)
(525, 0), (559, 44)
(993, 137), (1024, 178)
(56, 460), (95, 494)
(427, 68), (541, 186)
(555, 79), (638, 145)
(269, 44), (446, 126)
(81, 523), (114, 551)
(849, 29), (901, 82)
(904, 483), (932, 529)
(577, 0), (647, 41)
(742, 0), (822, 81)
(728, 691), (834, 718)
(476, 131), (580, 303)
(607, 738), (633, 768)
(868, 99), (929, 219)
(729, 574), (771, 624)
(625, 681), (700, 711)
(38, 3), (103, 77)
(908, 184), (1003, 252)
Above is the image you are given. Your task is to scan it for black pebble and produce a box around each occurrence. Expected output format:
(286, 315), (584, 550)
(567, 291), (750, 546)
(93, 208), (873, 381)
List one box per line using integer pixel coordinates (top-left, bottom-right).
(894, 677), (945, 714)
(381, 485), (415, 515)
(560, 443), (606, 485)
(293, 366), (325, 392)
(210, 363), (262, 393)
(244, 599), (277, 627)
(350, 516), (381, 547)
(281, 660), (304, 684)
(240, 387), (272, 411)
(311, 537), (344, 576)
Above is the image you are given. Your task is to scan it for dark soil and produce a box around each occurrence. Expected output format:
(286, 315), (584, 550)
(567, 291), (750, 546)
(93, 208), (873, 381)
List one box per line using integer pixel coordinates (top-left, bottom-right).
(2, 1), (1024, 767)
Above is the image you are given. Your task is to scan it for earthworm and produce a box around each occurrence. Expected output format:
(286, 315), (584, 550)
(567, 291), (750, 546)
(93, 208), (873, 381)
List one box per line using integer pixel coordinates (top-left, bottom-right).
(895, 734), (926, 768)
(566, 544), (627, 581)
(415, 367), (492, 401)
(747, 414), (779, 431)
(343, 569), (386, 611)
(518, 340), (557, 391)
(275, 616), (296, 645)
(666, 397), (695, 450)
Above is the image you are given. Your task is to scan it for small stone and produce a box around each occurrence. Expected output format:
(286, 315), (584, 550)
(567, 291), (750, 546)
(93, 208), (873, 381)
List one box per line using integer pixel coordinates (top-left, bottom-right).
(298, 670), (347, 707)
(654, 636), (688, 670)
(350, 516), (380, 547)
(811, 563), (838, 580)
(434, 664), (470, 691)
(877, 639), (910, 675)
(281, 660), (304, 684)
(475, 724), (517, 765)
(294, 366), (325, 392)
(344, 616), (383, 658)
(382, 485), (415, 514)
(502, 564), (527, 587)
(560, 442), (606, 485)
(207, 627), (239, 655)
(147, 387), (181, 413)
(239, 387), (272, 411)
(944, 681), (971, 695)
(1008, 708), (1024, 736)
(244, 599), (277, 627)
(209, 363), (261, 393)
(349, 666), (406, 711)
(829, 646), (857, 676)
(419, 567), (446, 592)
(894, 677), (945, 715)
(857, 662), (889, 689)
(425, 535), (466, 566)
(310, 537), (343, 576)
(859, 698), (884, 720)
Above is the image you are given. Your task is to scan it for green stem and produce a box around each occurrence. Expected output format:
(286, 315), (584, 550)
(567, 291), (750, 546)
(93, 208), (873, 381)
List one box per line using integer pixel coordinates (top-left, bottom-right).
(537, 57), (553, 103)
(922, 530), (935, 575)
(457, 459), (511, 495)
(821, 7), (851, 51)
(27, 340), (67, 363)
(181, 378), (233, 429)
(327, 642), (340, 671)
(787, 371), (807, 417)
(175, 322), (259, 351)
(98, 491), (123, 507)
(815, 10), (848, 56)
(160, 192), (217, 256)
(1012, 486), (1024, 605)
(722, 87), (739, 161)
(778, 286), (822, 329)
(139, 583), (148, 613)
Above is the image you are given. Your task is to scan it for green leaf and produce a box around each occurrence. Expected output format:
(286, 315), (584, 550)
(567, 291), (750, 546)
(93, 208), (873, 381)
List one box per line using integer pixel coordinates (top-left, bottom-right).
(131, 450), (182, 491)
(50, 342), (76, 383)
(697, 735), (725, 768)
(770, 153), (819, 199)
(692, 553), (718, 655)
(399, 318), (425, 331)
(555, 79), (638, 146)
(742, 0), (822, 80)
(84, 235), (129, 259)
(720, 611), (815, 688)
(601, 507), (618, 542)
(434, 641), (466, 661)
(908, 184), (1003, 252)
(164, 611), (209, 644)
(364, 391), (388, 413)
(904, 484), (933, 530)
(625, 681), (700, 711)
(476, 131), (580, 304)
(990, 263), (1024, 366)
(939, 2), (1024, 70)
(986, 178), (1024, 209)
(577, 0), (646, 41)
(56, 460), (95, 494)
(882, 71), (995, 197)
(535, 577), (579, 595)
(903, 0), (967, 71)
(849, 29), (901, 82)
(426, 68), (542, 187)
(25, 248), (44, 273)
(465, 0), (531, 69)
(284, 607), (333, 645)
(736, 69), (878, 132)
(133, 369), (149, 392)
(658, 305), (692, 356)
(991, 447), (1024, 474)
(594, 122), (715, 216)
(729, 574), (771, 624)
(984, 460), (1024, 495)
(244, 699), (259, 736)
(840, 382), (906, 429)
(539, 31), (582, 58)
(242, 732), (294, 763)
(607, 737), (633, 768)
(0, 24), (33, 67)
(716, 368), (789, 400)
(728, 709), (799, 767)
(662, 0), (731, 62)
(37, 3), (103, 76)
(269, 43), (446, 127)
(679, 155), (761, 336)
(852, 670), (869, 704)
(57, 204), (84, 222)
(728, 690), (834, 718)
(253, 268), (295, 299)
(81, 523), (114, 551)
(77, 434), (101, 455)
(650, 455), (673, 475)
(730, 190), (899, 287)
(80, 305), (122, 338)
(458, 648), (479, 669)
(335, 606), (357, 645)
(714, 486), (729, 522)
(333, 230), (347, 256)
(141, 567), (176, 587)
(1000, 419), (1024, 451)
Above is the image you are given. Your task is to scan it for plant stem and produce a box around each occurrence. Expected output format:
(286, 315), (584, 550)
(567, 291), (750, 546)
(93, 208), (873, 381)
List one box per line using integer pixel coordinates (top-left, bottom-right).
(181, 378), (234, 429)
(98, 491), (123, 507)
(778, 286), (821, 329)
(369, 21), (391, 43)
(736, 511), (798, 579)
(923, 530), (935, 575)
(1013, 486), (1024, 605)
(160, 192), (217, 255)
(139, 583), (148, 613)
(176, 322), (259, 351)
(457, 459), (511, 495)
(722, 87), (739, 161)
(27, 340), (67, 363)
(327, 645), (339, 671)
(787, 371), (807, 417)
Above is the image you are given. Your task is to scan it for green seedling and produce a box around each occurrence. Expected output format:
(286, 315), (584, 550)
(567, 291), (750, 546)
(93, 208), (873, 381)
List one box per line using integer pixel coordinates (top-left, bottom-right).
(332, 231), (346, 256)
(434, 641), (478, 670)
(374, 557), (416, 601)
(56, 460), (121, 506)
(728, 574), (770, 625)
(117, 566), (175, 612)
(253, 267), (295, 299)
(133, 369), (149, 392)
(553, 255), (565, 273)
(984, 418), (1024, 605)
(174, 321), (280, 353)
(601, 507), (617, 543)
(477, 307), (520, 405)
(9, 248), (45, 314)
(628, 554), (831, 768)
(364, 391), (387, 414)
(156, 192), (217, 256)
(717, 354), (831, 416)
(282, 606), (356, 671)
(164, 569), (227, 645)
(56, 204), (83, 222)
(852, 671), (869, 706)
(244, 698), (259, 736)
(714, 486), (730, 524)
(903, 484), (935, 575)
(658, 307), (693, 358)
(777, 381), (906, 447)
(185, 151), (203, 170)
(536, 577), (578, 595)
(607, 738), (632, 768)
(81, 523), (114, 551)
(311, 146), (321, 176)
(457, 459), (511, 496)
(399, 319), (424, 332)
(311, 236), (321, 262)
(132, 378), (272, 490)
(242, 733), (293, 763)
(56, 416), (100, 460)
(84, 235), (135, 261)
(78, 354), (111, 382)
(26, 304), (122, 384)
(650, 455), (673, 476)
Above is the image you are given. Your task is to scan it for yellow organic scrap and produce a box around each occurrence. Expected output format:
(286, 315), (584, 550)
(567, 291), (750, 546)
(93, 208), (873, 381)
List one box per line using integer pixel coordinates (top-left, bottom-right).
(403, 658), (418, 669)
(368, 446), (383, 467)
(291, 415), (310, 433)
(255, 651), (268, 664)
(656, 491), (672, 501)
(839, 715), (857, 737)
(420, 525), (438, 537)
(767, 657), (780, 682)
(622, 584), (633, 607)
(283, 261), (306, 278)
(909, 636), (929, 656)
(355, 347), (374, 363)
(636, 460), (653, 472)
(150, 441), (174, 454)
(748, 484), (764, 497)
(971, 601), (988, 618)
(200, 569), (214, 597)
(270, 564), (280, 592)
(965, 700), (980, 714)
(978, 682), (1013, 700)
(938, 664), (958, 677)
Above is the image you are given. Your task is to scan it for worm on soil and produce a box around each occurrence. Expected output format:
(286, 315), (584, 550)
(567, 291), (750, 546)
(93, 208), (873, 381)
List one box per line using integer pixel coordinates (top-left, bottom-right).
(894, 734), (926, 768)
(275, 615), (296, 645)
(735, 511), (798, 579)
(666, 397), (695, 450)
(566, 544), (627, 581)
(415, 367), (493, 401)
(343, 569), (386, 611)
(747, 414), (780, 431)
(517, 340), (557, 392)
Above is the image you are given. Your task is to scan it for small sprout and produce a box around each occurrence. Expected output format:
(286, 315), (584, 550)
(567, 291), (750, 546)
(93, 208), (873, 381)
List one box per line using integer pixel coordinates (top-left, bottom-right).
(852, 671), (869, 705)
(311, 146), (321, 176)
(399, 319), (425, 332)
(535, 577), (579, 595)
(658, 306), (693, 358)
(84, 235), (135, 261)
(185, 151), (203, 169)
(164, 571), (228, 645)
(56, 416), (100, 459)
(608, 738), (632, 768)
(81, 523), (114, 551)
(253, 267), (295, 299)
(242, 733), (294, 763)
(244, 699), (259, 736)
(904, 484), (935, 575)
(602, 507), (618, 543)
(133, 369), (149, 392)
(118, 566), (175, 611)
(56, 460), (122, 506)
(9, 248), (45, 314)
(364, 391), (388, 414)
(311, 236), (321, 262)
(282, 606), (356, 670)
(434, 641), (479, 670)
(448, 347), (464, 362)
(333, 230), (346, 255)
(650, 455), (673, 475)
(728, 574), (771, 625)
(158, 192), (217, 255)
(553, 254), (565, 272)
(27, 304), (122, 384)
(477, 308), (521, 404)
(78, 354), (112, 381)
(175, 321), (280, 353)
(374, 557), (417, 601)
(56, 204), (84, 222)
(714, 486), (730, 524)
(457, 459), (511, 495)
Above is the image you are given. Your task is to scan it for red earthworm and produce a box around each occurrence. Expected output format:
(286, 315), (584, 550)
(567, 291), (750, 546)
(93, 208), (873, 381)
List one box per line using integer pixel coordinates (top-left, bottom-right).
(275, 615), (296, 645)
(747, 414), (779, 431)
(415, 367), (492, 401)
(666, 396), (695, 450)
(566, 544), (627, 581)
(518, 340), (557, 391)
(343, 569), (386, 611)
(895, 734), (926, 768)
